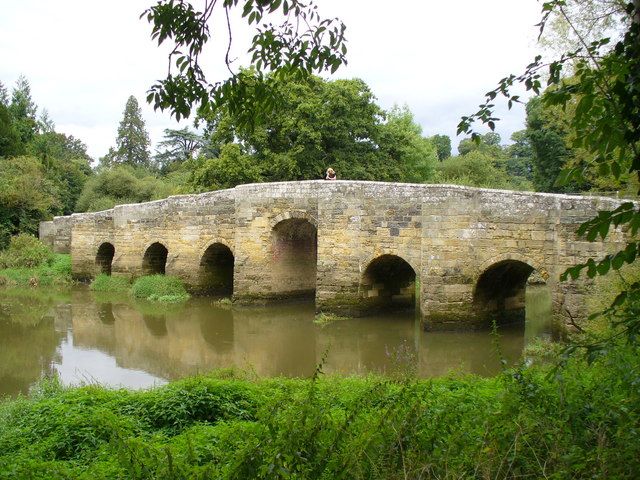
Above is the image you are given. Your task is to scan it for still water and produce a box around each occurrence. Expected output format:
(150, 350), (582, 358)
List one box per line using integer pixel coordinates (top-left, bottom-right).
(0, 286), (555, 397)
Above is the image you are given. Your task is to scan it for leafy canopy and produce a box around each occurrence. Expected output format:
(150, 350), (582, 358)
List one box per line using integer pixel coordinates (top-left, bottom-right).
(143, 0), (347, 129)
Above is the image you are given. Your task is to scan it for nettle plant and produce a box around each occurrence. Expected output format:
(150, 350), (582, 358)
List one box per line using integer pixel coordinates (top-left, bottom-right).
(458, 1), (640, 347)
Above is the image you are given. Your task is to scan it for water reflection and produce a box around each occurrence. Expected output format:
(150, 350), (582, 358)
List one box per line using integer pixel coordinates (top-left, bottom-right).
(0, 285), (554, 397)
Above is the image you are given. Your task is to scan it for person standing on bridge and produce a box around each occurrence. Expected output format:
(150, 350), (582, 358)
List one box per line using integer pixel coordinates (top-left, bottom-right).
(325, 167), (337, 180)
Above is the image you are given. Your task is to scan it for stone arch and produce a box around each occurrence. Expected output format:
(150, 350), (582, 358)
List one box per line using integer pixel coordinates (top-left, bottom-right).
(476, 253), (546, 280)
(95, 242), (115, 275)
(269, 210), (318, 229)
(142, 242), (168, 275)
(361, 254), (417, 312)
(270, 216), (318, 297)
(473, 255), (545, 325)
(198, 242), (234, 295)
(360, 250), (420, 279)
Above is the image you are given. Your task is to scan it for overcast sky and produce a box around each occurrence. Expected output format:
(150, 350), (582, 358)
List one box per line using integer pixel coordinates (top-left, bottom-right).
(0, 0), (542, 160)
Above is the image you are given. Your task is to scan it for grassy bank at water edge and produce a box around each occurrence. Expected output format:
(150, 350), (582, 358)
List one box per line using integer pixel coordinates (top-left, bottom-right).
(0, 341), (639, 479)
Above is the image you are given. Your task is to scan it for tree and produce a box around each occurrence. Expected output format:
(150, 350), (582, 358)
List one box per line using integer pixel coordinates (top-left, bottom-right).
(202, 75), (384, 181)
(27, 133), (93, 214)
(378, 106), (438, 183)
(0, 81), (8, 106)
(457, 132), (504, 157)
(429, 134), (451, 161)
(111, 96), (151, 167)
(37, 109), (55, 134)
(525, 96), (573, 192)
(9, 75), (38, 145)
(143, 0), (347, 128)
(0, 156), (59, 248)
(539, 0), (629, 54)
(436, 150), (532, 191)
(154, 127), (205, 171)
(199, 75), (437, 184)
(0, 103), (23, 157)
(505, 130), (534, 181)
(188, 143), (263, 191)
(75, 165), (172, 213)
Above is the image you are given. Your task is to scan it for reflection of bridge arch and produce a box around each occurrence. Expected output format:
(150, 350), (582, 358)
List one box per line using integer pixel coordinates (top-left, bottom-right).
(143, 314), (167, 337)
(200, 308), (234, 353)
(95, 242), (115, 275)
(142, 242), (168, 275)
(473, 257), (539, 325)
(199, 242), (234, 295)
(361, 254), (416, 312)
(271, 217), (317, 297)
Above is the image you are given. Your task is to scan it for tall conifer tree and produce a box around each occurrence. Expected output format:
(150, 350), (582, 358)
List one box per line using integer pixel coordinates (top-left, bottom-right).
(113, 96), (150, 167)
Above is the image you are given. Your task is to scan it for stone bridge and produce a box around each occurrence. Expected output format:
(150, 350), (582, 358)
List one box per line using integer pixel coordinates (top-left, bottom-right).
(40, 181), (627, 329)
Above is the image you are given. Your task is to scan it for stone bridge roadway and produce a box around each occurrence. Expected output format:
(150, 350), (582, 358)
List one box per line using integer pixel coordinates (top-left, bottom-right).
(40, 181), (627, 329)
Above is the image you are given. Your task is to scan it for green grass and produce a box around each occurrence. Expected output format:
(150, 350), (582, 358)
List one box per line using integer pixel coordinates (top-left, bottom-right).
(0, 254), (72, 288)
(130, 275), (190, 302)
(90, 274), (131, 292)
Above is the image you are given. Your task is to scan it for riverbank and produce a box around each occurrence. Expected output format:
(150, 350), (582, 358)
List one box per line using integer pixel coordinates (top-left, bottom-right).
(0, 342), (638, 479)
(0, 253), (72, 288)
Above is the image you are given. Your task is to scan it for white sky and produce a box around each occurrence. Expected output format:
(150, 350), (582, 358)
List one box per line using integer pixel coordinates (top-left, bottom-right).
(0, 0), (542, 160)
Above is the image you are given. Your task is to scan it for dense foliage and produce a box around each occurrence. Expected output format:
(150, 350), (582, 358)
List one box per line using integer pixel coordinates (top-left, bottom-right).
(0, 77), (92, 248)
(0, 234), (53, 269)
(130, 275), (190, 302)
(75, 165), (174, 213)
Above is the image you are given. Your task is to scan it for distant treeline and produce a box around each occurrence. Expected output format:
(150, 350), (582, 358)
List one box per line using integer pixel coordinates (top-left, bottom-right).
(1, 73), (634, 249)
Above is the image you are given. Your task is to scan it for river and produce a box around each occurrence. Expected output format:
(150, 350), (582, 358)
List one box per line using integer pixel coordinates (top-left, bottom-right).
(0, 285), (555, 397)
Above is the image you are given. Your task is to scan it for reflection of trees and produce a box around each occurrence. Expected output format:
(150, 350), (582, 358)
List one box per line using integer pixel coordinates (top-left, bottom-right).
(0, 290), (68, 397)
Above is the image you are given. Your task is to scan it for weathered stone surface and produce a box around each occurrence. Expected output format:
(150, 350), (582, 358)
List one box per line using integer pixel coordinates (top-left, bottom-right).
(42, 181), (631, 330)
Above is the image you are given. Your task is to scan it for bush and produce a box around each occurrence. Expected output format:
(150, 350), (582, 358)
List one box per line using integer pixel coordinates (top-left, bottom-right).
(0, 234), (54, 269)
(130, 275), (190, 302)
(0, 254), (72, 287)
(90, 274), (130, 292)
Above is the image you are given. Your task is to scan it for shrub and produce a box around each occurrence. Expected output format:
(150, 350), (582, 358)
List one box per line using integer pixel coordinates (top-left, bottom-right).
(0, 234), (54, 269)
(130, 275), (190, 302)
(90, 274), (130, 292)
(0, 254), (72, 287)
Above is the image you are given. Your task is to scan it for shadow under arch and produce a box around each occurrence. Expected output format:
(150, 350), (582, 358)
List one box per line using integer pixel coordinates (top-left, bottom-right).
(142, 242), (168, 275)
(361, 254), (417, 313)
(96, 242), (115, 275)
(199, 243), (234, 295)
(271, 217), (317, 297)
(473, 259), (539, 325)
